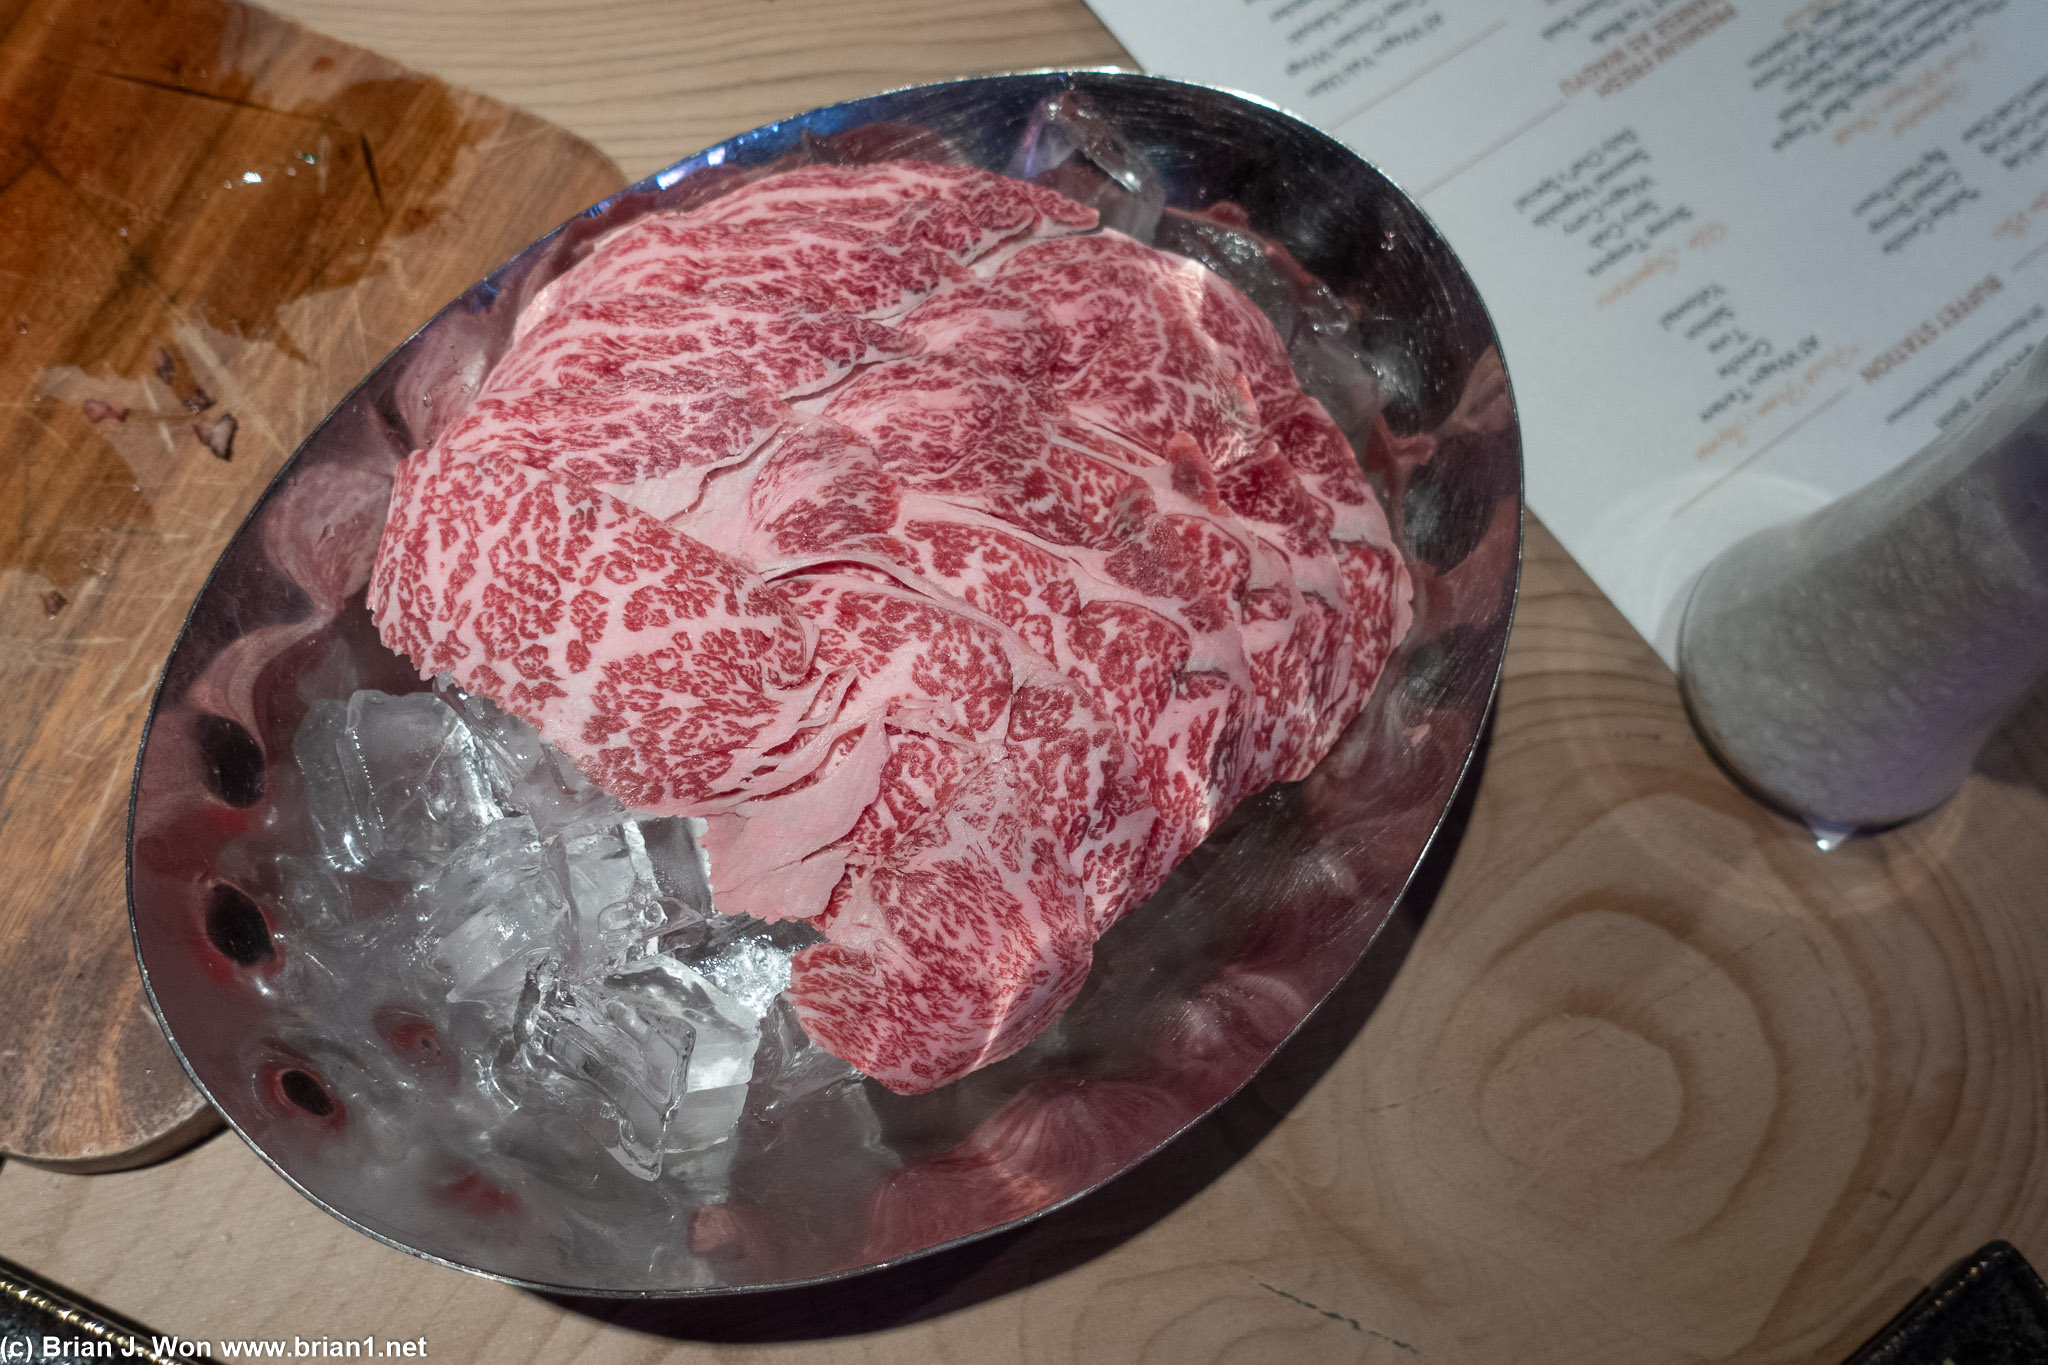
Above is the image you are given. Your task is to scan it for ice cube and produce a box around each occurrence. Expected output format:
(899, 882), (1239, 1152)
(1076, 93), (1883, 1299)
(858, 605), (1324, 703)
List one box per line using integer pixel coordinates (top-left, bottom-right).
(505, 962), (698, 1182)
(437, 680), (624, 836)
(517, 750), (625, 836)
(1010, 90), (1164, 241)
(420, 816), (571, 1007)
(287, 684), (805, 1184)
(638, 816), (715, 924)
(497, 956), (762, 1178)
(434, 676), (546, 784)
(667, 1079), (751, 1163)
(693, 921), (817, 1018)
(554, 819), (669, 977)
(651, 961), (756, 1094)
(635, 958), (762, 1161)
(749, 996), (861, 1114)
(271, 854), (353, 931)
(273, 917), (370, 1013)
(295, 690), (509, 878)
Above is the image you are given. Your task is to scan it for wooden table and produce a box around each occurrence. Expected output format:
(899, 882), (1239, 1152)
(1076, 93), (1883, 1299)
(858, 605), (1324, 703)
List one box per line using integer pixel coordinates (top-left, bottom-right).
(5, 2), (2048, 1361)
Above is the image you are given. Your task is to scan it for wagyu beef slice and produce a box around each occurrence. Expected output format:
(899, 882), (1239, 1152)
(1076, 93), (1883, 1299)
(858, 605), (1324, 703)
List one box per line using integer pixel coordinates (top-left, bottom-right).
(370, 159), (1410, 1093)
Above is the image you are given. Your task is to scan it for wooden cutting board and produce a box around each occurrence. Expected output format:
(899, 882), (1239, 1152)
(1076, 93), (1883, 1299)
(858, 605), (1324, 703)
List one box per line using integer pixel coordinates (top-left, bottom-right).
(0, 0), (625, 1168)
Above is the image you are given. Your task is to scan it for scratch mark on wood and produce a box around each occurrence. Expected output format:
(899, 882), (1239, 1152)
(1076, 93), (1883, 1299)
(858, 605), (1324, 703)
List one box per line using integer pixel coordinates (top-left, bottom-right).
(86, 573), (186, 715)
(1366, 1085), (1451, 1114)
(1254, 1281), (1395, 1343)
(360, 134), (385, 215)
(15, 404), (84, 450)
(344, 286), (370, 364)
(58, 764), (127, 885)
(43, 61), (333, 123)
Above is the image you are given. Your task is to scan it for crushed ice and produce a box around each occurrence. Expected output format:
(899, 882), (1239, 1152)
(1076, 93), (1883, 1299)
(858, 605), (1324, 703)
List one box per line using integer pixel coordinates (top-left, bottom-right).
(286, 683), (843, 1181)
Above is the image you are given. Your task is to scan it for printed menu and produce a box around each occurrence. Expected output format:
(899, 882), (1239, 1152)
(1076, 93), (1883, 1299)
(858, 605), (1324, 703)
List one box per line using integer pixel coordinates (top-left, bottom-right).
(1083, 0), (2045, 661)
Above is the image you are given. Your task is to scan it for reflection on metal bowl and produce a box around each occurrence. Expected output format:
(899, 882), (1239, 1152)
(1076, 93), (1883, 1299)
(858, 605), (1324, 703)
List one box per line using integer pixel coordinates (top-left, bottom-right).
(127, 70), (1521, 1296)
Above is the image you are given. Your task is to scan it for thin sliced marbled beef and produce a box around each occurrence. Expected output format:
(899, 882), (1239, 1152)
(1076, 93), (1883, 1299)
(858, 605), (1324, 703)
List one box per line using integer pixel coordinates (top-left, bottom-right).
(434, 382), (789, 525)
(370, 159), (1411, 1093)
(697, 161), (1098, 254)
(490, 293), (920, 399)
(369, 440), (828, 811)
(996, 232), (1266, 470)
(525, 219), (965, 324)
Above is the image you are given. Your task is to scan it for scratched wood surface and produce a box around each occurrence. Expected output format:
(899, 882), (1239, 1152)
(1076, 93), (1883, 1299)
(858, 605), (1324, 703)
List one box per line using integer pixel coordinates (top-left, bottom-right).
(5, 1), (2048, 1361)
(0, 0), (624, 1166)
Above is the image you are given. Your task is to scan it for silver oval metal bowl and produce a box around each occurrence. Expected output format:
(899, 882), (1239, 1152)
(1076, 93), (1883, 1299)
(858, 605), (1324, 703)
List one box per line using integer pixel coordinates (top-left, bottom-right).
(127, 70), (1522, 1295)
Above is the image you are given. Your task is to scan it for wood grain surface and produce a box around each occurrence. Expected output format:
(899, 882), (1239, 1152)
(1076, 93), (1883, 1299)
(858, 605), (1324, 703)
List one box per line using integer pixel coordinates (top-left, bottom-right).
(5, 1), (2048, 1360)
(249, 0), (1131, 183)
(0, 0), (624, 1166)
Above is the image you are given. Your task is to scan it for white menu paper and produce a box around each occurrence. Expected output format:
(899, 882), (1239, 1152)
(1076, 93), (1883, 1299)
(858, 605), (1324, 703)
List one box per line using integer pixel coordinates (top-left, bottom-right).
(1083, 0), (2048, 661)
